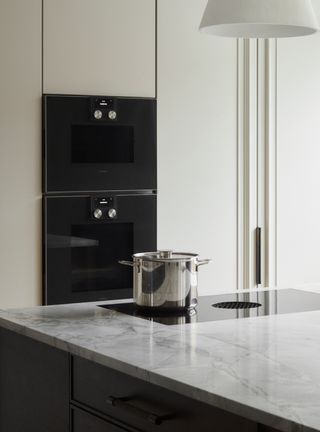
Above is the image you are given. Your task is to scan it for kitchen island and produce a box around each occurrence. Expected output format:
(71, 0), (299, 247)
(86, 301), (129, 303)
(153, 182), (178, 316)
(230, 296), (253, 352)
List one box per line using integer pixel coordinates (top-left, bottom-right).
(1, 288), (320, 432)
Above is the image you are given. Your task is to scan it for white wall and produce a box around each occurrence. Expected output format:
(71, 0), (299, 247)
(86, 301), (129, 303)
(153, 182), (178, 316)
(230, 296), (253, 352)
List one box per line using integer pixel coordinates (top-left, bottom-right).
(277, 33), (320, 287)
(0, 0), (42, 308)
(157, 0), (238, 294)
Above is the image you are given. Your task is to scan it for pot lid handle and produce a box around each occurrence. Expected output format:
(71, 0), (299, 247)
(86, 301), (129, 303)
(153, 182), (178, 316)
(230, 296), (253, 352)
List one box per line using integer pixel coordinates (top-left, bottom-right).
(159, 250), (173, 258)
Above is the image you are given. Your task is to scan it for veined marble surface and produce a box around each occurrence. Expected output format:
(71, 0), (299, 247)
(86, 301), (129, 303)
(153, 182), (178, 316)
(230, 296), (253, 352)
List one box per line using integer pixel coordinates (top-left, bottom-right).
(1, 287), (320, 432)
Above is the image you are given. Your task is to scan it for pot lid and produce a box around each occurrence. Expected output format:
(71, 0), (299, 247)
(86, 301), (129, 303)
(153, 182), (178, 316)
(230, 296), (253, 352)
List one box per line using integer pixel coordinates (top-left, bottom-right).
(133, 250), (199, 262)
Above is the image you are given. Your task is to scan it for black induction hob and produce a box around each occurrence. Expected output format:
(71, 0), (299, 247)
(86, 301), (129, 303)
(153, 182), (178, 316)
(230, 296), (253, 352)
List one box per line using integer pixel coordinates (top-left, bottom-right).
(100, 289), (320, 326)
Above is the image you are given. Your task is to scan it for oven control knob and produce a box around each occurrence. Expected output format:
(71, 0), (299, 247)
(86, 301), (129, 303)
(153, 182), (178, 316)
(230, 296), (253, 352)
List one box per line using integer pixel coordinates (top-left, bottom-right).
(108, 110), (117, 120)
(94, 109), (103, 120)
(108, 208), (117, 219)
(93, 208), (103, 219)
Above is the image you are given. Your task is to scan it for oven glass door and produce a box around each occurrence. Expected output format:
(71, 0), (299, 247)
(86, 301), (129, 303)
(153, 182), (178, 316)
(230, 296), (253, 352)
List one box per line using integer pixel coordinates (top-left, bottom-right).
(44, 194), (156, 305)
(44, 95), (157, 193)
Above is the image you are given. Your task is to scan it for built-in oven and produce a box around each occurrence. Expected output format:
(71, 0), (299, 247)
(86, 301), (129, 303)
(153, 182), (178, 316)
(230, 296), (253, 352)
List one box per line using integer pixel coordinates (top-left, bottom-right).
(43, 192), (156, 305)
(43, 95), (157, 193)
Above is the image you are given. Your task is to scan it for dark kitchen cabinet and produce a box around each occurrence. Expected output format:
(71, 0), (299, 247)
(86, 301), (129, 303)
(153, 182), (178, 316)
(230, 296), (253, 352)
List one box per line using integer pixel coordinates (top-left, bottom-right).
(0, 328), (69, 432)
(71, 356), (256, 432)
(0, 327), (282, 432)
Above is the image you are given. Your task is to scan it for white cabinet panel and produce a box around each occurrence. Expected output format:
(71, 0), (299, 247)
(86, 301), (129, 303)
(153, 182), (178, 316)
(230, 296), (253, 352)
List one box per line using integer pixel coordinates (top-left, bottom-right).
(157, 0), (238, 294)
(0, 0), (42, 307)
(277, 34), (320, 287)
(43, 0), (155, 96)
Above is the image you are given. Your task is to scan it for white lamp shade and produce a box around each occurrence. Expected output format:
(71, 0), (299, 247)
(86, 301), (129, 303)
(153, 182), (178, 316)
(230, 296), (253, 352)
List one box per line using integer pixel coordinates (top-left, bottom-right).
(199, 0), (320, 38)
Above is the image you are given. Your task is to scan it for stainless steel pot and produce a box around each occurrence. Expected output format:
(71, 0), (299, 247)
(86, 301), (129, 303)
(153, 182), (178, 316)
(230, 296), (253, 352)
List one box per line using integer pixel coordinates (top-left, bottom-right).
(119, 251), (211, 311)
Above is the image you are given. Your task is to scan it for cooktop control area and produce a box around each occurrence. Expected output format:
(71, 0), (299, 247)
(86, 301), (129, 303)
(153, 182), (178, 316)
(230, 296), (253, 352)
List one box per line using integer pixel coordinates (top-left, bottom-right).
(100, 289), (320, 326)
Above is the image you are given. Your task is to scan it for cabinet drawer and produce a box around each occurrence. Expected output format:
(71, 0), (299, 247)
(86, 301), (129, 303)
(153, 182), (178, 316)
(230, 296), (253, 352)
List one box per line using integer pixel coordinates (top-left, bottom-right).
(71, 407), (129, 432)
(71, 356), (256, 432)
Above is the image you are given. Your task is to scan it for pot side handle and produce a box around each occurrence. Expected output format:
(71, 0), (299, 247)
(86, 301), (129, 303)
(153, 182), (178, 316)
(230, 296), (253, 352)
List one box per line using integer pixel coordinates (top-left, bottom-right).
(119, 260), (135, 267)
(196, 259), (212, 269)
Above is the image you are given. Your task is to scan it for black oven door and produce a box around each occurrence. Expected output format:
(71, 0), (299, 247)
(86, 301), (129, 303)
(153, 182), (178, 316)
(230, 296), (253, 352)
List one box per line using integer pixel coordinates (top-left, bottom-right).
(44, 193), (156, 305)
(43, 95), (157, 193)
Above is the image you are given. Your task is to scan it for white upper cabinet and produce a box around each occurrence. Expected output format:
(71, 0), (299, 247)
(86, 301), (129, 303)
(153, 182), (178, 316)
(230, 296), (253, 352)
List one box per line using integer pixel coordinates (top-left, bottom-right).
(43, 0), (156, 96)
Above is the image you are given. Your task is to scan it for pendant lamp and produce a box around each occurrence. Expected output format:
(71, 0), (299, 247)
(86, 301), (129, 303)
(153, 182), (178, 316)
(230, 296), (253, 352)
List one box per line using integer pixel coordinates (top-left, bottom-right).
(199, 0), (319, 38)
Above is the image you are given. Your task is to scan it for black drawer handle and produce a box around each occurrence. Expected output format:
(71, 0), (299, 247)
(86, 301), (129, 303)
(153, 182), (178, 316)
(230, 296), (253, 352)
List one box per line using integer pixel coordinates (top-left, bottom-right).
(106, 396), (171, 426)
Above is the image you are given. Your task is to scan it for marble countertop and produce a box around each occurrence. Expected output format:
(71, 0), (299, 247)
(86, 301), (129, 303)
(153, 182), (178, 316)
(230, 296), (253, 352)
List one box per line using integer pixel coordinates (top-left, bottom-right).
(1, 287), (320, 432)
